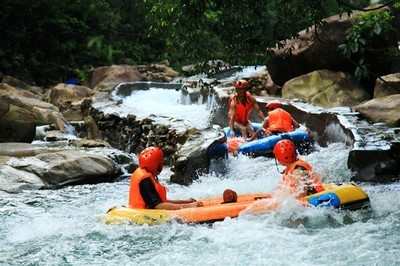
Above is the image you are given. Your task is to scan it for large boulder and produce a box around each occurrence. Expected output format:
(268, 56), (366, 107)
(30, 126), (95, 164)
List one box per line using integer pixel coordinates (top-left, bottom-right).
(374, 73), (400, 98)
(48, 83), (94, 121)
(354, 94), (400, 126)
(0, 143), (62, 157)
(0, 165), (45, 193)
(282, 70), (370, 108)
(49, 83), (94, 107)
(0, 91), (69, 142)
(8, 150), (119, 186)
(90, 65), (143, 91)
(267, 8), (397, 86)
(170, 127), (226, 185)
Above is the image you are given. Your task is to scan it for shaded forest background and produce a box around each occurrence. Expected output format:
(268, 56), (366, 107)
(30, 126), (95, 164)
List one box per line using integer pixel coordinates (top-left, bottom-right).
(0, 0), (384, 85)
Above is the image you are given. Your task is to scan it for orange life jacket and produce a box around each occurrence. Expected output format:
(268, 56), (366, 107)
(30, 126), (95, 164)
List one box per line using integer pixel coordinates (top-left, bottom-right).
(265, 108), (294, 133)
(282, 159), (324, 195)
(229, 92), (254, 126)
(128, 167), (167, 209)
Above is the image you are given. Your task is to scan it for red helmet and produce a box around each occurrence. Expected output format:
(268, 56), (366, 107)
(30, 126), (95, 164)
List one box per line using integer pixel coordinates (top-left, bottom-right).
(234, 80), (249, 90)
(273, 139), (297, 165)
(139, 147), (164, 175)
(266, 100), (282, 111)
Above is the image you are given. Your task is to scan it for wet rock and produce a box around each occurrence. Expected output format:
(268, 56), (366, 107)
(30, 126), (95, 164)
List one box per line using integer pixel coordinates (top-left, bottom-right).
(0, 143), (62, 157)
(43, 130), (75, 142)
(374, 73), (400, 98)
(170, 126), (225, 185)
(90, 65), (144, 91)
(0, 91), (69, 142)
(354, 94), (400, 126)
(209, 85), (234, 127)
(0, 165), (45, 193)
(181, 80), (211, 104)
(69, 138), (111, 148)
(267, 8), (397, 86)
(8, 150), (119, 187)
(282, 70), (370, 108)
(348, 141), (400, 183)
(48, 83), (94, 121)
(87, 147), (138, 174)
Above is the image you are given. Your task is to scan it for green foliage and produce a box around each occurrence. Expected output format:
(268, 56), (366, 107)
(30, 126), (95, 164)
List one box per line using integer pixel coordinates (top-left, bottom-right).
(0, 0), (393, 85)
(338, 9), (395, 79)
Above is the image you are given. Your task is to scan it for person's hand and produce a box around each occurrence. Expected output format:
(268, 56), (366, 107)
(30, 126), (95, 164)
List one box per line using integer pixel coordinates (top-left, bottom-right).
(263, 129), (272, 136)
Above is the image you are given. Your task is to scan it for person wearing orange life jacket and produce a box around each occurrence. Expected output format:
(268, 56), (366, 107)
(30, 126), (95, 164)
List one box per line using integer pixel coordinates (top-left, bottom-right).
(262, 100), (299, 136)
(228, 79), (264, 139)
(248, 100), (300, 141)
(129, 147), (203, 210)
(273, 139), (324, 198)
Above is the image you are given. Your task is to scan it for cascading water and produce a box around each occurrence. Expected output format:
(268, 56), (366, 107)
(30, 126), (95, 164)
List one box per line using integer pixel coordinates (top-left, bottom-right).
(98, 86), (215, 129)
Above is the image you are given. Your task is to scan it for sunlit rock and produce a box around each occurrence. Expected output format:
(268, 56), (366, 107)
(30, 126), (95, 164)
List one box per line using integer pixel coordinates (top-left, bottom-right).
(373, 73), (400, 98)
(282, 70), (370, 108)
(90, 65), (144, 91)
(48, 83), (94, 121)
(354, 94), (400, 126)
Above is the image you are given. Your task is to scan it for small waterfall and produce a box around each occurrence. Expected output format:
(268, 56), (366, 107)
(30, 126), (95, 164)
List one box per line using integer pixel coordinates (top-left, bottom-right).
(64, 123), (77, 136)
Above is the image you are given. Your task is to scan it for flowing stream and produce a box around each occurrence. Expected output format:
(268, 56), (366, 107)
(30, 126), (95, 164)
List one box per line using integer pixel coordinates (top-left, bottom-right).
(1, 143), (399, 266)
(1, 70), (400, 265)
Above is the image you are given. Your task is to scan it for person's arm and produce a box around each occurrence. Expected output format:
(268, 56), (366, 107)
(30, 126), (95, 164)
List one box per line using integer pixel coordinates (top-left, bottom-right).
(262, 117), (272, 136)
(228, 98), (236, 133)
(140, 178), (202, 210)
(292, 117), (300, 129)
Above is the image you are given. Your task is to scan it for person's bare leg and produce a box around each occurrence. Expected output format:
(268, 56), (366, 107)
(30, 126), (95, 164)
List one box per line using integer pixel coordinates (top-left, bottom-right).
(246, 124), (256, 140)
(234, 122), (247, 138)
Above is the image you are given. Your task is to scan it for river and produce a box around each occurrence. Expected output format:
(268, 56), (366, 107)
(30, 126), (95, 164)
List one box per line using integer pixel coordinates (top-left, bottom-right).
(1, 72), (400, 266)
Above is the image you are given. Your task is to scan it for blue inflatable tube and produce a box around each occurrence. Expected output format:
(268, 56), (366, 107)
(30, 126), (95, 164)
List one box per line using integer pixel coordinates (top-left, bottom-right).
(238, 128), (310, 155)
(208, 124), (311, 159)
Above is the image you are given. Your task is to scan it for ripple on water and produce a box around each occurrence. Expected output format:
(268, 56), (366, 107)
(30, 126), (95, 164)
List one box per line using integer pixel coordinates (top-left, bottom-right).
(0, 143), (400, 266)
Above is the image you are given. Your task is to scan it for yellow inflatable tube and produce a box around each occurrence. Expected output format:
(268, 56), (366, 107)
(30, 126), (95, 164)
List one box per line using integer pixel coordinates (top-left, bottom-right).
(104, 183), (369, 225)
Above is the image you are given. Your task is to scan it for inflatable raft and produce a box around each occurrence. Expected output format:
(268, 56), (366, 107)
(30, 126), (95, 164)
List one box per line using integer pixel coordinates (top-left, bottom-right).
(208, 123), (311, 157)
(104, 183), (369, 225)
